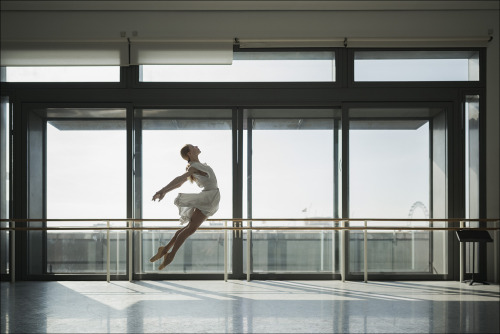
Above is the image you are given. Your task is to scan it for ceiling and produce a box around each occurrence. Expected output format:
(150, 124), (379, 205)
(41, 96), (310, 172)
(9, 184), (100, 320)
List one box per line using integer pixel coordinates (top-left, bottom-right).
(1, 0), (499, 12)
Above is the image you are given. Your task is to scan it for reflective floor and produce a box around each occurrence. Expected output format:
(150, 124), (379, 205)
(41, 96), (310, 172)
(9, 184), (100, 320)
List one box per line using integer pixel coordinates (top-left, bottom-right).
(1, 280), (499, 333)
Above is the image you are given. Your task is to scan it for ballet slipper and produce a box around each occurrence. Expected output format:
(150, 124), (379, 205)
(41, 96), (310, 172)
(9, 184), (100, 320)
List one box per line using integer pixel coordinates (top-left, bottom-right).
(149, 246), (165, 262)
(158, 253), (175, 270)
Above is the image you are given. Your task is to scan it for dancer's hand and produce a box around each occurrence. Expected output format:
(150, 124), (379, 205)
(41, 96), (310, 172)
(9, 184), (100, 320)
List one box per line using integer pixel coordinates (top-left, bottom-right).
(152, 190), (166, 202)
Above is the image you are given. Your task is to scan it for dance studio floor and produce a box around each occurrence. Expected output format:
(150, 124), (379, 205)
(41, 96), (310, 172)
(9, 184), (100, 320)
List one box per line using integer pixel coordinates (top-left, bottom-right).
(1, 280), (499, 333)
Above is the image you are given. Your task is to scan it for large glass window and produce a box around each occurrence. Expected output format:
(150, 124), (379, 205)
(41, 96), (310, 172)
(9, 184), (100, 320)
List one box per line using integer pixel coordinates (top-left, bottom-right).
(244, 109), (341, 273)
(354, 51), (479, 82)
(141, 51), (335, 82)
(137, 109), (232, 274)
(348, 107), (447, 274)
(45, 108), (127, 274)
(8, 47), (484, 280)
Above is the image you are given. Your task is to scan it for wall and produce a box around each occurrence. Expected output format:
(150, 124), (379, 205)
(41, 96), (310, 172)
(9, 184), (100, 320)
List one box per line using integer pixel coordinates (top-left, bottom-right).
(485, 28), (499, 283)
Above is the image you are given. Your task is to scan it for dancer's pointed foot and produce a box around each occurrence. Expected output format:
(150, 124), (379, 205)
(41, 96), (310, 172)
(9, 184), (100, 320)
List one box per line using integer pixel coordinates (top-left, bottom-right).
(150, 247), (165, 262)
(158, 253), (175, 270)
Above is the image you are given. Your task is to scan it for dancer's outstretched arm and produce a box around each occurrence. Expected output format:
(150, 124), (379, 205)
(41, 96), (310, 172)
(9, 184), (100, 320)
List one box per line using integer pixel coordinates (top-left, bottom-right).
(152, 172), (190, 202)
(152, 167), (206, 202)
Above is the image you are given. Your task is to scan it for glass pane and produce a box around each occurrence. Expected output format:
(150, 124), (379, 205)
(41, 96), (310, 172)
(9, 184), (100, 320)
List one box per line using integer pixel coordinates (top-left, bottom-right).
(139, 109), (232, 273)
(244, 109), (341, 273)
(46, 108), (127, 273)
(141, 51), (335, 82)
(5, 66), (120, 82)
(355, 51), (479, 82)
(0, 97), (10, 275)
(465, 95), (480, 221)
(349, 109), (435, 273)
(465, 95), (480, 274)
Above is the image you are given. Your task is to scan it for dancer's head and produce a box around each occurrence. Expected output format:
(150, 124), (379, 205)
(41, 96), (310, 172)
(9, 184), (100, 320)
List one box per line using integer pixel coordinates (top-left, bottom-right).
(180, 144), (191, 162)
(180, 144), (201, 163)
(181, 144), (200, 183)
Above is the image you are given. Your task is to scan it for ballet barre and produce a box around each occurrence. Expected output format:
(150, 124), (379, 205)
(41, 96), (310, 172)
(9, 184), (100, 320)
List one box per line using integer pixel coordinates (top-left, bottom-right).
(1, 218), (499, 284)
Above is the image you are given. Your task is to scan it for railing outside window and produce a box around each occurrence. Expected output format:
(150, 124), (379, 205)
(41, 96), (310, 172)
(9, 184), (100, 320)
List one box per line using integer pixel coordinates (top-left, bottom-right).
(2, 218), (498, 283)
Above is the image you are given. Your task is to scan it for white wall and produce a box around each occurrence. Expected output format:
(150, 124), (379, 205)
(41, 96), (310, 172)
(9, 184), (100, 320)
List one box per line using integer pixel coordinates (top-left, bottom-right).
(1, 1), (499, 281)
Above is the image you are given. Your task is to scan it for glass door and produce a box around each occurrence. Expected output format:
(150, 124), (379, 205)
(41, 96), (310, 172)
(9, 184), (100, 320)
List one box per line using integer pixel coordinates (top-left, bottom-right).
(25, 106), (128, 276)
(135, 108), (233, 275)
(46, 108), (127, 274)
(347, 106), (448, 276)
(243, 108), (342, 275)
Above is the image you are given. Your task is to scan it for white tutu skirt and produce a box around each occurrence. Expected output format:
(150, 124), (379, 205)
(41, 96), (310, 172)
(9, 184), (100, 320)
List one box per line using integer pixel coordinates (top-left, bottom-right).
(174, 189), (220, 224)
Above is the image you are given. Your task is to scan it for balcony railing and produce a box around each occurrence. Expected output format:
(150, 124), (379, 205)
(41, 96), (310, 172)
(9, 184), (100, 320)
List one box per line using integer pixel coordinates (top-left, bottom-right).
(1, 218), (498, 283)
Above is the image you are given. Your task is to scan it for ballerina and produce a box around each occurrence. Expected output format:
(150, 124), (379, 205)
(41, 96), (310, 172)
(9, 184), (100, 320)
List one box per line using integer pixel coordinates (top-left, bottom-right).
(150, 144), (220, 270)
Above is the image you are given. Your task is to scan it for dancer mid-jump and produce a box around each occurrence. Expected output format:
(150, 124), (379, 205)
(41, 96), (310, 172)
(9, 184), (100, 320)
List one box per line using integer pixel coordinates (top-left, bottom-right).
(150, 144), (220, 270)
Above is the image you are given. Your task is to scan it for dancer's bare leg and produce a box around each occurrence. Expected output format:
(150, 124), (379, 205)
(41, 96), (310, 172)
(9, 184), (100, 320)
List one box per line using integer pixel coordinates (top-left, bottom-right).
(150, 225), (189, 262)
(159, 209), (207, 270)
